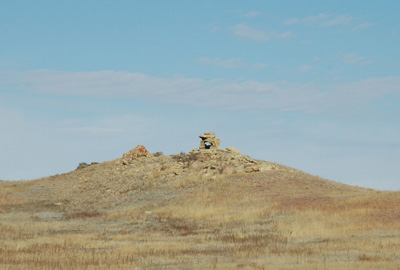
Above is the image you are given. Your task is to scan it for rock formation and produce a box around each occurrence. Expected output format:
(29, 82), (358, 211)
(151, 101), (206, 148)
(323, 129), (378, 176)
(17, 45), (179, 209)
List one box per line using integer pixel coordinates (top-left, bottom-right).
(199, 132), (221, 150)
(120, 145), (153, 165)
(115, 134), (277, 177)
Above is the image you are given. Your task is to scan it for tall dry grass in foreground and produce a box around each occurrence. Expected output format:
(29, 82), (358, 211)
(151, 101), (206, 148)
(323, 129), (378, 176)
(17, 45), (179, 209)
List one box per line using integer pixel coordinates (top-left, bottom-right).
(1, 169), (400, 269)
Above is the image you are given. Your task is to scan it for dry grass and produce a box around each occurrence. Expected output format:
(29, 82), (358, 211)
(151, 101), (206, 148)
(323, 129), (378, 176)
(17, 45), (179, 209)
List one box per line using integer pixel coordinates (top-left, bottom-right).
(1, 159), (400, 269)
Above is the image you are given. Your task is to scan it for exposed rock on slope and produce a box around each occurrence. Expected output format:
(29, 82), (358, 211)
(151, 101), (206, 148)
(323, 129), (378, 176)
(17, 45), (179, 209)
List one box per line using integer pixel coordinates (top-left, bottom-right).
(113, 132), (277, 179)
(119, 145), (153, 165)
(116, 143), (278, 178)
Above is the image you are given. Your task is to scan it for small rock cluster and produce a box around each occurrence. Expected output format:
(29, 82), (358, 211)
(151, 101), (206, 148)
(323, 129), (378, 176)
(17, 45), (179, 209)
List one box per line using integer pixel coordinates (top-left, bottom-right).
(120, 145), (153, 165)
(115, 133), (278, 181)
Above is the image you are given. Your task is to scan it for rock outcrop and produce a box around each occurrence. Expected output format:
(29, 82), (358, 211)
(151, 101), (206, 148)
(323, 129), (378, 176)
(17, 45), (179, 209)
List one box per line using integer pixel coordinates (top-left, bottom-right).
(199, 132), (221, 150)
(115, 134), (277, 179)
(120, 145), (153, 165)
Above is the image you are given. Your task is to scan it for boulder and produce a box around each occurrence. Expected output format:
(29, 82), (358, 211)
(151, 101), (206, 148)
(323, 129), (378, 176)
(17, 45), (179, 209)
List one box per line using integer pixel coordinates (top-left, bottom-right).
(121, 145), (152, 164)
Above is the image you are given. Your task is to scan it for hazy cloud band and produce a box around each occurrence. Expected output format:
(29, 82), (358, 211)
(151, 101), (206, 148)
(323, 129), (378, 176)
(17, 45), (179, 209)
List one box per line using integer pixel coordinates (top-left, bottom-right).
(1, 69), (399, 113)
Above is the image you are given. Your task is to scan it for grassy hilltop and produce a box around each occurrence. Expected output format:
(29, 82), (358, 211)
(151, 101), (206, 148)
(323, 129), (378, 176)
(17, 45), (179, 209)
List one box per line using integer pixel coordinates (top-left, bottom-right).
(1, 145), (400, 269)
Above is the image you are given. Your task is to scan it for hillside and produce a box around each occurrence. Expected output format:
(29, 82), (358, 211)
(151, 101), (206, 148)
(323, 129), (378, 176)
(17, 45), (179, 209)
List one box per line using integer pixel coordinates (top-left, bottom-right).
(1, 136), (400, 269)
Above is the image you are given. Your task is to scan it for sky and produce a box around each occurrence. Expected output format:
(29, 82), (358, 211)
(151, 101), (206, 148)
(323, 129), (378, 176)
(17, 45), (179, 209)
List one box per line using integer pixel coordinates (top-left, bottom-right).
(0, 1), (399, 190)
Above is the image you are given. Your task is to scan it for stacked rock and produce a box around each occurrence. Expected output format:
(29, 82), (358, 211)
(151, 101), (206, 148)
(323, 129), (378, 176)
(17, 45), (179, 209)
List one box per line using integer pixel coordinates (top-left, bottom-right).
(199, 132), (221, 150)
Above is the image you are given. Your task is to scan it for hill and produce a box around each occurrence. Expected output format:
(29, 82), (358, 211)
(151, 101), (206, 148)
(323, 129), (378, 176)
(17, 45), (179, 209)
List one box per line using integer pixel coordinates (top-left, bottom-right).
(1, 135), (400, 269)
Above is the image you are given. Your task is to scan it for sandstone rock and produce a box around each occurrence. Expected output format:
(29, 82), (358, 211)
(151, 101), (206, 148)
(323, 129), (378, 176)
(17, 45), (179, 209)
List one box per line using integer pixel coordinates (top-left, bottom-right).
(121, 145), (153, 165)
(199, 132), (221, 150)
(259, 163), (276, 172)
(189, 148), (200, 154)
(244, 164), (259, 173)
(124, 145), (152, 158)
(225, 146), (240, 155)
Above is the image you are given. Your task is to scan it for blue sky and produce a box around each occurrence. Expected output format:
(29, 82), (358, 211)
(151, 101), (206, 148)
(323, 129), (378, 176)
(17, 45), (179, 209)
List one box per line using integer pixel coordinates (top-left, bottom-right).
(1, 1), (399, 190)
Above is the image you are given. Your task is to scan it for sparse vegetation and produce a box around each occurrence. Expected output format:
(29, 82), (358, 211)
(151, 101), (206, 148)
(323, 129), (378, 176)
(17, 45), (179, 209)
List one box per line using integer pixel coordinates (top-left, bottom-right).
(1, 151), (400, 269)
(76, 162), (99, 170)
(76, 162), (90, 170)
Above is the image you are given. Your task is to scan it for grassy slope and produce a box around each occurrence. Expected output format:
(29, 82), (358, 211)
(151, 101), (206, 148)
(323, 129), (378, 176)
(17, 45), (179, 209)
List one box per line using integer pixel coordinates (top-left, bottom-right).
(1, 156), (400, 269)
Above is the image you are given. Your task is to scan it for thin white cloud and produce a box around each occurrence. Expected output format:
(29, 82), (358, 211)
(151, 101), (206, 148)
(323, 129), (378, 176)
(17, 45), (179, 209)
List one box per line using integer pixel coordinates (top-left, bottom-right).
(244, 11), (260, 18)
(341, 53), (372, 66)
(232, 23), (293, 42)
(352, 23), (372, 32)
(285, 13), (355, 27)
(285, 13), (329, 25)
(297, 65), (312, 73)
(329, 77), (400, 109)
(61, 126), (121, 134)
(59, 114), (153, 136)
(198, 57), (244, 68)
(314, 53), (371, 66)
(0, 70), (203, 100)
(198, 57), (266, 70)
(301, 40), (313, 45)
(323, 14), (353, 26)
(342, 53), (366, 65)
(252, 63), (267, 69)
(233, 23), (271, 41)
(276, 31), (294, 39)
(210, 26), (221, 33)
(391, 31), (399, 38)
(1, 70), (399, 114)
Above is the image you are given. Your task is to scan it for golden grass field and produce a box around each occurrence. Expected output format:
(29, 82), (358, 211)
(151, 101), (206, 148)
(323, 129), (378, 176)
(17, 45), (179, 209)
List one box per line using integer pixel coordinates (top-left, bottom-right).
(1, 155), (400, 269)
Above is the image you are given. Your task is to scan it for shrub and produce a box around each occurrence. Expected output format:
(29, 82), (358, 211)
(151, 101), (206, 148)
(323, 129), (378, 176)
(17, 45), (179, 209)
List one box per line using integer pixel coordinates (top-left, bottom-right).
(76, 162), (89, 170)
